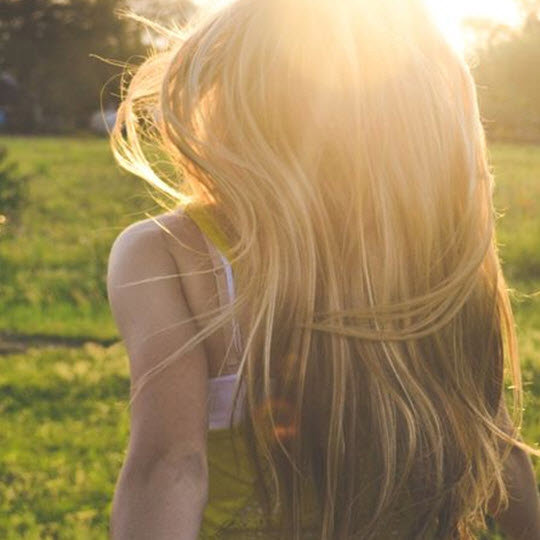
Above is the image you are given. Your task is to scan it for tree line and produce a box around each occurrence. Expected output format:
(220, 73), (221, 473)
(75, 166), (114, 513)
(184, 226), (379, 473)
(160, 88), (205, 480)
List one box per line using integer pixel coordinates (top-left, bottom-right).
(0, 0), (539, 141)
(469, 2), (540, 142)
(0, 0), (145, 131)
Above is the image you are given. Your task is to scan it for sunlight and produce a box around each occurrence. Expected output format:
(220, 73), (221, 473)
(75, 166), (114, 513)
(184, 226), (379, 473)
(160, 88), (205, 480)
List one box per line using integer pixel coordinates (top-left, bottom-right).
(424, 0), (521, 53)
(194, 0), (523, 55)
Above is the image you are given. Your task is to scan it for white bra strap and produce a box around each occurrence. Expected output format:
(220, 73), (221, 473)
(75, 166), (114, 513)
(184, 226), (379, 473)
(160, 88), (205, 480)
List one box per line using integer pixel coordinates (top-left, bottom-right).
(217, 251), (244, 355)
(201, 235), (243, 369)
(218, 251), (236, 305)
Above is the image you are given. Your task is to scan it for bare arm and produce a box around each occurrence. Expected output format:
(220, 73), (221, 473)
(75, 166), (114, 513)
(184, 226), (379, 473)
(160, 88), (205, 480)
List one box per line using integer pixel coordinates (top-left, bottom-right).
(110, 452), (207, 540)
(487, 399), (540, 540)
(107, 214), (210, 540)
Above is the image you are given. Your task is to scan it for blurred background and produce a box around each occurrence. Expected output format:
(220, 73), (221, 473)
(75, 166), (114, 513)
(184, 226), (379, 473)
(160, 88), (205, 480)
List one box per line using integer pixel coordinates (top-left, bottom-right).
(0, 0), (539, 538)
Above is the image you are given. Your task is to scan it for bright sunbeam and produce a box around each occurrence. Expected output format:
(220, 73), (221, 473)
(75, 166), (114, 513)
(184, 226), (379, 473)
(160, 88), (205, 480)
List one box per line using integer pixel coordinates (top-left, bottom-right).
(195, 0), (523, 55)
(423, 0), (522, 53)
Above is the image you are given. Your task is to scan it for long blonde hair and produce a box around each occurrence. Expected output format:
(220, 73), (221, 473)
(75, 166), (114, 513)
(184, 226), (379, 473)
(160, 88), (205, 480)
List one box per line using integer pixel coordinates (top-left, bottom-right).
(110, 0), (538, 538)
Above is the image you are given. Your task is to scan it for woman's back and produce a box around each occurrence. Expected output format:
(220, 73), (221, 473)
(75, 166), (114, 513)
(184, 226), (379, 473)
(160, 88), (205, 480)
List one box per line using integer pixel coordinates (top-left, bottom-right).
(107, 207), (321, 538)
(106, 205), (449, 539)
(107, 0), (540, 538)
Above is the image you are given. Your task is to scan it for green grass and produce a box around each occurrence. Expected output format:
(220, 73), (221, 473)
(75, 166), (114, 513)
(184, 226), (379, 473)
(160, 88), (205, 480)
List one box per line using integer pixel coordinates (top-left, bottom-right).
(0, 343), (129, 539)
(0, 137), (538, 339)
(0, 136), (155, 340)
(0, 137), (538, 538)
(492, 144), (540, 287)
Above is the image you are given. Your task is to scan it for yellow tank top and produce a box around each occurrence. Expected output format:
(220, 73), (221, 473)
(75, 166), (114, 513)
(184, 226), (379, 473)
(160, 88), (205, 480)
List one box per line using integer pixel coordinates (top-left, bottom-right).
(185, 203), (319, 538)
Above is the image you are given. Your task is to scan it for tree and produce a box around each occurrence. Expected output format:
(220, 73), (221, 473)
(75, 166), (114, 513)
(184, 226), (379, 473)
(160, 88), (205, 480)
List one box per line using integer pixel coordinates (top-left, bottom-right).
(0, 0), (145, 132)
(515, 0), (540, 18)
(130, 0), (196, 26)
(465, 6), (540, 141)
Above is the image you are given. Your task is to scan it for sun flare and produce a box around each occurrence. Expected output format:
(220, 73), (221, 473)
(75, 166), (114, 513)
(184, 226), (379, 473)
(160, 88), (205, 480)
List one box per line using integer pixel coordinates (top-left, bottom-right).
(423, 0), (521, 53)
(194, 0), (523, 54)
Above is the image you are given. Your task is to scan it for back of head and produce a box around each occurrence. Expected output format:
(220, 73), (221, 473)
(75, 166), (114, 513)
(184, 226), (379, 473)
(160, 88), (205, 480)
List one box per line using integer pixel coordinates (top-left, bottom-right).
(111, 1), (531, 538)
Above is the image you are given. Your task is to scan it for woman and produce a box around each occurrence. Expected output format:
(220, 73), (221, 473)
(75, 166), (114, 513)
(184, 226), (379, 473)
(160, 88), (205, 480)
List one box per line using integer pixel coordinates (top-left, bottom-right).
(106, 0), (540, 538)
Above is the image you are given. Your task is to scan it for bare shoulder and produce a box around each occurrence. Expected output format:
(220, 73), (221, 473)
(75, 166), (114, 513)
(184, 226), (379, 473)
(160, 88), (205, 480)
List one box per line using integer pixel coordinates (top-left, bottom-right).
(106, 208), (211, 348)
(106, 209), (212, 474)
(107, 208), (205, 278)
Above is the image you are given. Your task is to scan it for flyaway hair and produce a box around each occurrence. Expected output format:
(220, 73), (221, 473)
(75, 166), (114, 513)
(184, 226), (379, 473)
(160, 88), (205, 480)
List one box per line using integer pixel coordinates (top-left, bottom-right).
(110, 0), (539, 538)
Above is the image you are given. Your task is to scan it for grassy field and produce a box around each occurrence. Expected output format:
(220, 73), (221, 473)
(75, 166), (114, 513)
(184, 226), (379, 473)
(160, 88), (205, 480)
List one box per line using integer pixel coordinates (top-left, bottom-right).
(0, 137), (157, 340)
(0, 136), (539, 538)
